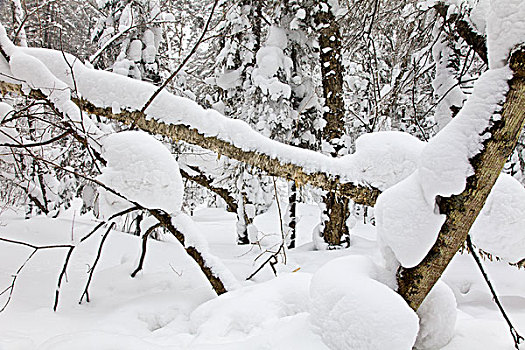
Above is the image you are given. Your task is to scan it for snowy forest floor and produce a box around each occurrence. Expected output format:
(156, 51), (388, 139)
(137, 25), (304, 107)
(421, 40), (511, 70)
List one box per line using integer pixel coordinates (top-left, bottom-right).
(0, 203), (524, 349)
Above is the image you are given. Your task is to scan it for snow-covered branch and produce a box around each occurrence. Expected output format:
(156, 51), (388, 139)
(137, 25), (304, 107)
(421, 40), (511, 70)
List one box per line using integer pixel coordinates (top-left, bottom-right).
(0, 23), (383, 206)
(396, 46), (525, 311)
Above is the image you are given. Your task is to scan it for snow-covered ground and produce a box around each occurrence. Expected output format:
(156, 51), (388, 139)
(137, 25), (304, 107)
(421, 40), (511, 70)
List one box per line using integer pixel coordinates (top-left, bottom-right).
(0, 204), (524, 350)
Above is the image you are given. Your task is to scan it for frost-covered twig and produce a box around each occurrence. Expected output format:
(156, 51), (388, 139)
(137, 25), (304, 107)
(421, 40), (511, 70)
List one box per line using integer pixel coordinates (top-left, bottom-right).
(79, 222), (115, 304)
(466, 235), (524, 349)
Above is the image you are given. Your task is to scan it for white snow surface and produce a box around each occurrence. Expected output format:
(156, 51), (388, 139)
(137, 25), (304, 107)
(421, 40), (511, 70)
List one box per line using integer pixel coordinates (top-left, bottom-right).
(486, 0), (525, 69)
(309, 255), (419, 350)
(97, 131), (183, 216)
(340, 131), (424, 189)
(470, 174), (525, 262)
(171, 213), (240, 291)
(252, 26), (293, 101)
(190, 272), (311, 340)
(415, 281), (458, 350)
(0, 205), (524, 349)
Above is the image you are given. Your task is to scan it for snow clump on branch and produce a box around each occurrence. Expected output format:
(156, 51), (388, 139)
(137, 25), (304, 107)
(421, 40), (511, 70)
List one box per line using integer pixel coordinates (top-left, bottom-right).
(97, 130), (183, 217)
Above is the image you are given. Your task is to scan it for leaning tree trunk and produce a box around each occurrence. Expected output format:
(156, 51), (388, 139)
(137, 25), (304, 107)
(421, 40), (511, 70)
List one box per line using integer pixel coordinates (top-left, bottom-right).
(398, 48), (525, 311)
(316, 0), (351, 246)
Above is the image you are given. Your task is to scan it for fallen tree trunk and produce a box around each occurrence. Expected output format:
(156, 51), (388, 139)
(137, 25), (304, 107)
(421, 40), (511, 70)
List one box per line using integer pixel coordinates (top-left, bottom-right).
(0, 79), (381, 207)
(397, 48), (525, 311)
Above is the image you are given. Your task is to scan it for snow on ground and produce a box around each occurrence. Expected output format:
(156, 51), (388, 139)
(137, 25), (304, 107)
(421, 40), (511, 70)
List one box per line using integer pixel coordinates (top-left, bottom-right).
(1, 204), (524, 349)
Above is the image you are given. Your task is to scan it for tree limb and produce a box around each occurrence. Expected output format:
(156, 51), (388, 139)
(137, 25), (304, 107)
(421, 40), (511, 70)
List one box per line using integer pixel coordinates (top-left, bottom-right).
(0, 79), (381, 207)
(180, 165), (238, 213)
(397, 48), (525, 311)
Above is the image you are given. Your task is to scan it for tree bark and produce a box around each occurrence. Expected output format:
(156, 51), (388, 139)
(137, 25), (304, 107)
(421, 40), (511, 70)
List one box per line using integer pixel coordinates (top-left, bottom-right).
(397, 48), (525, 311)
(316, 0), (351, 246)
(286, 181), (297, 249)
(179, 165), (238, 213)
(434, 2), (488, 65)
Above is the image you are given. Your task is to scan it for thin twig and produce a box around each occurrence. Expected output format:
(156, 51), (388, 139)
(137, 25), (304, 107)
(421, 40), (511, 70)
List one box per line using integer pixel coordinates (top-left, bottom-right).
(466, 235), (524, 349)
(53, 246), (75, 311)
(79, 222), (115, 304)
(80, 206), (137, 242)
(0, 237), (74, 312)
(140, 0), (219, 114)
(130, 222), (162, 277)
(0, 249), (37, 312)
(246, 178), (287, 280)
(272, 177), (286, 264)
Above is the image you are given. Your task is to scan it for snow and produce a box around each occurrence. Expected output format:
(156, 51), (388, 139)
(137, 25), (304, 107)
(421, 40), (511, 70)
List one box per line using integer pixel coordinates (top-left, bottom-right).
(1, 6), (525, 348)
(190, 273), (310, 341)
(419, 67), (511, 202)
(470, 174), (525, 262)
(340, 131), (424, 189)
(0, 204), (524, 349)
(486, 0), (525, 69)
(0, 24), (446, 192)
(252, 27), (293, 101)
(97, 131), (183, 216)
(376, 67), (512, 268)
(431, 28), (466, 130)
(309, 255), (419, 350)
(1, 45), (102, 139)
(376, 172), (446, 268)
(171, 213), (240, 291)
(415, 281), (457, 349)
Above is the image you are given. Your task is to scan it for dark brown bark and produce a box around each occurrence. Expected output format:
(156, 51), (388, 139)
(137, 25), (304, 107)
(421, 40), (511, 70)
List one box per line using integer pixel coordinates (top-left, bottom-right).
(316, 1), (352, 246)
(149, 209), (227, 295)
(316, 1), (346, 149)
(398, 48), (525, 311)
(322, 191), (350, 247)
(180, 166), (238, 213)
(434, 2), (488, 65)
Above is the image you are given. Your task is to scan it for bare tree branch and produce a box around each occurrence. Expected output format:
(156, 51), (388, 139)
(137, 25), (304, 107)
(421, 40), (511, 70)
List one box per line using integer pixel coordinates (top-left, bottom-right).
(79, 222), (115, 304)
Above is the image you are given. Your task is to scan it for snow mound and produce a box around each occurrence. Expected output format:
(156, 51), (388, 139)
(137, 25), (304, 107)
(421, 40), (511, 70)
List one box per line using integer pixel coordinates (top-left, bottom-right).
(470, 174), (525, 262)
(415, 281), (457, 349)
(487, 0), (525, 69)
(97, 131), (183, 216)
(309, 256), (418, 350)
(190, 273), (311, 340)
